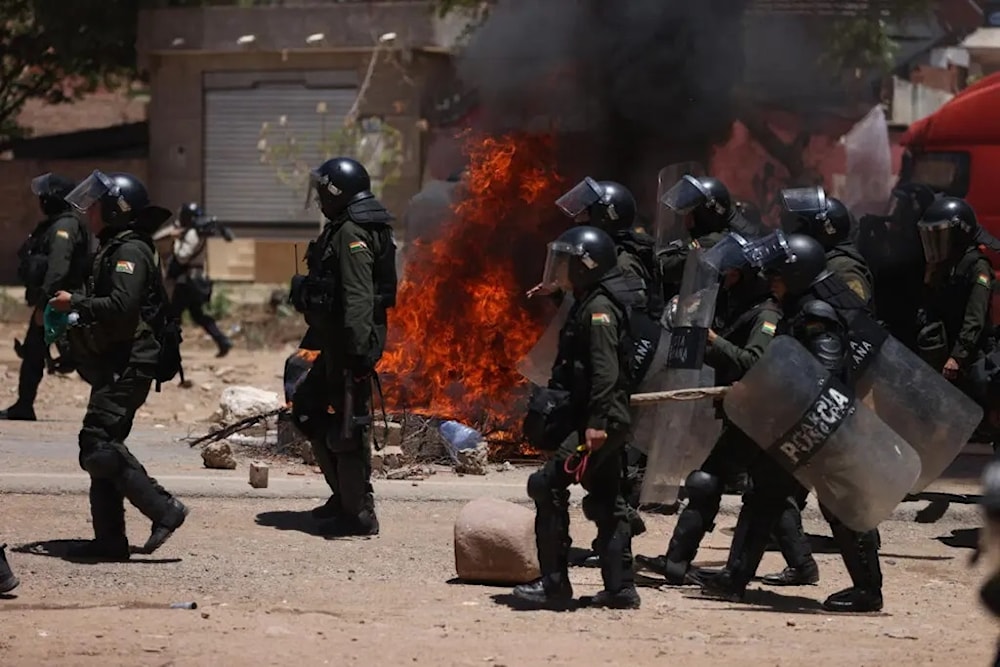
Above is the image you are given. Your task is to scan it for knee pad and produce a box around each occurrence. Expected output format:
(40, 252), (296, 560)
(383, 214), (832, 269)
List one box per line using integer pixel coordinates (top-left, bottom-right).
(684, 470), (721, 504)
(526, 469), (551, 503)
(80, 446), (122, 479)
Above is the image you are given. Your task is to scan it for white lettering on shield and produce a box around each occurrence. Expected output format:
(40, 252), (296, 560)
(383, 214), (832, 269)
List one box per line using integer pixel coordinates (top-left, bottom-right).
(849, 338), (873, 370)
(778, 385), (851, 467)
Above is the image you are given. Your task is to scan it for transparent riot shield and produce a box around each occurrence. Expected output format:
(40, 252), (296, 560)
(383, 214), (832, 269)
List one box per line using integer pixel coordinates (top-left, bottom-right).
(639, 248), (722, 505)
(654, 162), (706, 250)
(516, 294), (573, 387)
(850, 316), (983, 492)
(724, 335), (921, 532)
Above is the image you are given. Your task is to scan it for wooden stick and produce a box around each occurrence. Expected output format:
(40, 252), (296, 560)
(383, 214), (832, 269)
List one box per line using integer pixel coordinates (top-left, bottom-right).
(629, 386), (730, 405)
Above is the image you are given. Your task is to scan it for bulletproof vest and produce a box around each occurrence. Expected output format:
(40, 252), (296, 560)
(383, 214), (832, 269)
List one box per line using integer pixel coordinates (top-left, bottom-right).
(346, 198), (398, 311)
(613, 229), (665, 319)
(599, 270), (660, 389)
(923, 247), (994, 350)
(16, 213), (90, 303)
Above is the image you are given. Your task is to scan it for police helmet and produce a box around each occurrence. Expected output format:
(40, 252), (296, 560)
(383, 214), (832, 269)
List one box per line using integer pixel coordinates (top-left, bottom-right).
(762, 233), (828, 296)
(179, 202), (202, 226)
(307, 157), (373, 220)
(31, 173), (76, 216)
(64, 170), (151, 227)
(541, 225), (618, 291)
(660, 174), (732, 235)
(779, 186), (851, 249)
(917, 196), (980, 264)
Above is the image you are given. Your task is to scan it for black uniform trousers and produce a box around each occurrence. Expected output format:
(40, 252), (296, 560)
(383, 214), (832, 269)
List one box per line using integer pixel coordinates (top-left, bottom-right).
(664, 423), (758, 570)
(726, 453), (881, 593)
(14, 315), (46, 409)
(291, 350), (375, 521)
(78, 367), (174, 542)
(528, 430), (633, 593)
(172, 281), (228, 348)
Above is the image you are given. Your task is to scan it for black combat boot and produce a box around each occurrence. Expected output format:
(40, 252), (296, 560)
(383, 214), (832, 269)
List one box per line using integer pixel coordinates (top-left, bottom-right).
(762, 497), (819, 586)
(143, 497), (190, 554)
(585, 523), (640, 610)
(761, 563), (820, 586)
(516, 479), (573, 609)
(0, 544), (20, 594)
(0, 403), (36, 421)
(311, 494), (343, 519)
(320, 493), (379, 537)
(512, 575), (574, 608)
(701, 501), (774, 602)
(823, 526), (883, 613)
(68, 480), (130, 561)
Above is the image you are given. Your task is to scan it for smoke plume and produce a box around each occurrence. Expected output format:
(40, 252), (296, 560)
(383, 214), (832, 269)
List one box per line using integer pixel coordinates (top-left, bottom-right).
(456, 0), (753, 215)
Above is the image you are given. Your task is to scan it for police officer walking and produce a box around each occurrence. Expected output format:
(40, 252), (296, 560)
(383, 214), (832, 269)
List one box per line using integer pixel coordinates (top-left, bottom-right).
(636, 232), (792, 585)
(289, 157), (397, 537)
(779, 186), (874, 304)
(2, 173), (90, 421)
(916, 197), (996, 395)
(514, 226), (642, 610)
(51, 170), (189, 560)
(163, 202), (232, 358)
(701, 235), (884, 612)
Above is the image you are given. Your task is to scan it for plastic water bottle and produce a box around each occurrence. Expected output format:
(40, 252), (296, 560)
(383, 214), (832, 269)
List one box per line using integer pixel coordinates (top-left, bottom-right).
(439, 420), (482, 462)
(67, 312), (80, 326)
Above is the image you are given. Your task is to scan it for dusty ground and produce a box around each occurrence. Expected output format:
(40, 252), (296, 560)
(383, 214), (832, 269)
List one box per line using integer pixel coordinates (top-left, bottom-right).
(0, 313), (999, 665)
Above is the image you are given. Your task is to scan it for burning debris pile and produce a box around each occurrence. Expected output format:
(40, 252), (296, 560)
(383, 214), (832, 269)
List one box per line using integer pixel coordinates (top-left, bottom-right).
(378, 132), (567, 445)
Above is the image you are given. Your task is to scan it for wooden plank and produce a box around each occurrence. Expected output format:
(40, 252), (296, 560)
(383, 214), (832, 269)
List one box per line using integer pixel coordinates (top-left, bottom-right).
(254, 240), (308, 284)
(206, 238), (255, 281)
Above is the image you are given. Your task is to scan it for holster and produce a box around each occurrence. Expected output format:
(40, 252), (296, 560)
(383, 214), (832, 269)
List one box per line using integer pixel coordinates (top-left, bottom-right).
(523, 386), (575, 451)
(916, 320), (949, 372)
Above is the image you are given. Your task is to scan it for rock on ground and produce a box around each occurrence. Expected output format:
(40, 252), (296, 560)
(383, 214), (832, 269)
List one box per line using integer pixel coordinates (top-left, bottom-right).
(217, 386), (282, 424)
(372, 445), (404, 473)
(454, 497), (540, 585)
(202, 441), (237, 470)
(455, 442), (489, 476)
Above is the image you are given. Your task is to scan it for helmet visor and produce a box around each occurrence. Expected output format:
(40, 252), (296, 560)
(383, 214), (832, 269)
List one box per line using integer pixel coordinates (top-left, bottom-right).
(555, 177), (603, 218)
(540, 240), (582, 292)
(304, 169), (322, 211)
(660, 175), (708, 215)
(702, 230), (790, 273)
(918, 220), (955, 264)
(30, 173), (53, 196)
(64, 170), (114, 212)
(780, 186), (827, 217)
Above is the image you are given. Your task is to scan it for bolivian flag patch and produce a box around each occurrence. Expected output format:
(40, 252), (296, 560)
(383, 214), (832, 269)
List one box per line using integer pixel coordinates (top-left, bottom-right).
(977, 273), (991, 287)
(760, 321), (777, 336)
(115, 260), (135, 274)
(591, 313), (612, 326)
(349, 240), (368, 254)
(56, 229), (70, 239)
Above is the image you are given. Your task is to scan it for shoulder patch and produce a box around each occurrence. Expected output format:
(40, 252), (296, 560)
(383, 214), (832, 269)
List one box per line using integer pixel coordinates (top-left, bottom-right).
(349, 240), (369, 254)
(115, 260), (135, 274)
(977, 272), (991, 287)
(591, 312), (612, 326)
(55, 229), (70, 239)
(760, 321), (777, 336)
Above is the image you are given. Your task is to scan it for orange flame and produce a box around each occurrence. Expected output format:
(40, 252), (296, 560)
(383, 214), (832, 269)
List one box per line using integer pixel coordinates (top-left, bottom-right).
(378, 132), (566, 431)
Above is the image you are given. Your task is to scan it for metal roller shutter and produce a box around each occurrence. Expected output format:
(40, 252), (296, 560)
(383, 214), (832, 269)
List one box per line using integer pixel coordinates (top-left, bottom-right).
(204, 83), (356, 225)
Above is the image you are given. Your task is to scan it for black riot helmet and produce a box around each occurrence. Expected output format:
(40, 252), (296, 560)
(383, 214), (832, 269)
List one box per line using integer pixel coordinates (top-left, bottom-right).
(761, 233), (828, 297)
(306, 157), (373, 220)
(660, 175), (732, 236)
(179, 202), (202, 227)
(779, 186), (851, 249)
(540, 225), (618, 292)
(65, 170), (150, 227)
(917, 196), (982, 264)
(555, 177), (637, 232)
(31, 173), (76, 217)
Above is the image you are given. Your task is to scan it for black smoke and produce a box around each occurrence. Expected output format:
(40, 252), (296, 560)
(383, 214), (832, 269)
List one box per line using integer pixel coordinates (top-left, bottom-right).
(456, 0), (753, 217)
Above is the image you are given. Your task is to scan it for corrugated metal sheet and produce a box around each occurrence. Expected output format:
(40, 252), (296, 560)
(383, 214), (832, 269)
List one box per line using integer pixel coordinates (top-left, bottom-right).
(204, 85), (356, 224)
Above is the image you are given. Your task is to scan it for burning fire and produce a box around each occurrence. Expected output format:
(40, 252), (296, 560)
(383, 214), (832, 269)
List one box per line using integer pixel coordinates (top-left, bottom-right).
(378, 132), (567, 431)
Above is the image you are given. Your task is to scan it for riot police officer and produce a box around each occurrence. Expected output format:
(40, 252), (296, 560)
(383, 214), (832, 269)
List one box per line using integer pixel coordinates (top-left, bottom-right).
(658, 175), (764, 299)
(2, 173), (89, 421)
(635, 232), (789, 585)
(164, 202), (233, 358)
(701, 235), (884, 612)
(52, 170), (189, 560)
(779, 186), (873, 304)
(515, 226), (642, 610)
(289, 157), (397, 537)
(554, 177), (664, 319)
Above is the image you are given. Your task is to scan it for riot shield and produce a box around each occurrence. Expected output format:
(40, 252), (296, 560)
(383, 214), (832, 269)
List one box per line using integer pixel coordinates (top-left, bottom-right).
(639, 248), (722, 505)
(724, 335), (921, 532)
(516, 294), (573, 386)
(846, 310), (983, 492)
(654, 162), (705, 250)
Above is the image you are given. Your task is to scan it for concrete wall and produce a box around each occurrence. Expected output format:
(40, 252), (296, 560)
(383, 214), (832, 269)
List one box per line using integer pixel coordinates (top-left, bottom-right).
(0, 159), (148, 284)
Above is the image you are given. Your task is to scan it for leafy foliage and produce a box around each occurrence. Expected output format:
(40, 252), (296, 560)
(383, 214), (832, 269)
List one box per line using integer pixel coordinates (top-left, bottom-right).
(821, 0), (933, 75)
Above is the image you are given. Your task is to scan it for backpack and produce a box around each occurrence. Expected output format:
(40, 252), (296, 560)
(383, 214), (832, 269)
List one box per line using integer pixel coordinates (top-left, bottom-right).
(108, 230), (184, 391)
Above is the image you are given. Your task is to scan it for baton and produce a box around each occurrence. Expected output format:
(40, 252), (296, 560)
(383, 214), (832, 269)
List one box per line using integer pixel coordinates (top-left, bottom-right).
(628, 385), (730, 405)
